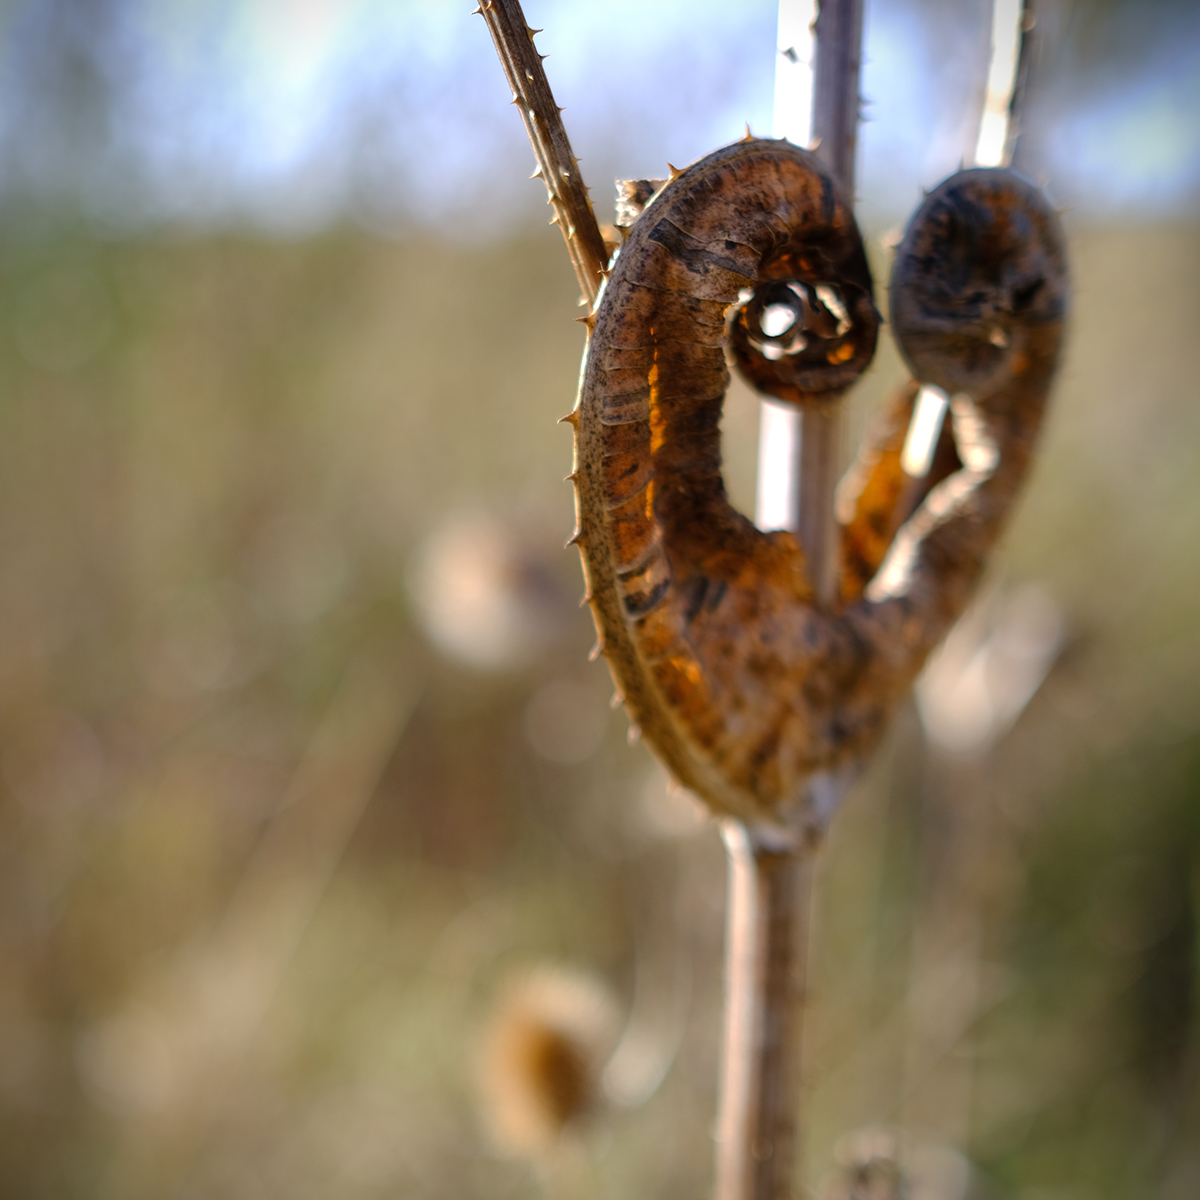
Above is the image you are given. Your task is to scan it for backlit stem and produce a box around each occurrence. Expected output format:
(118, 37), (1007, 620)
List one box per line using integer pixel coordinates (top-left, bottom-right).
(722, 4), (865, 1198)
(973, 0), (1035, 169)
(716, 823), (815, 1200)
(477, 0), (607, 306)
(804, 0), (863, 608)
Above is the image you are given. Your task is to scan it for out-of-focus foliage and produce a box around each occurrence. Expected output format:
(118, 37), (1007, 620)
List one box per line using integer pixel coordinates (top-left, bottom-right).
(0, 206), (1196, 1200)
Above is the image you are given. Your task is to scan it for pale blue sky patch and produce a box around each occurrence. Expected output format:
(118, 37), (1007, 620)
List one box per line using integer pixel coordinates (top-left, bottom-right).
(0, 0), (1194, 236)
(1048, 32), (1200, 215)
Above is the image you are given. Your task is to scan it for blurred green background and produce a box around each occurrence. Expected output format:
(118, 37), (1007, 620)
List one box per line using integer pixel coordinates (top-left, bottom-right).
(0, 2), (1198, 1198)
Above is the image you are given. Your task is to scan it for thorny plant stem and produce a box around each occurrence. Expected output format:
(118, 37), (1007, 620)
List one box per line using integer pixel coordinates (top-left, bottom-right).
(716, 824), (815, 1200)
(797, 406), (842, 609)
(716, 6), (865, 1199)
(1005, 0), (1036, 170)
(802, 0), (863, 610)
(476, 0), (607, 307)
(811, 0), (864, 195)
(971, 0), (1035, 169)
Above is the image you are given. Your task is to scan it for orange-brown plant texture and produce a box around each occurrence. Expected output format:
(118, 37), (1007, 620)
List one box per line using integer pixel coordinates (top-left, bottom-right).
(568, 139), (1067, 825)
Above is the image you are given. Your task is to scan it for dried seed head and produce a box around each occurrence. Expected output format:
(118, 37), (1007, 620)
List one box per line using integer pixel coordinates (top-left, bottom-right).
(822, 1127), (908, 1200)
(407, 509), (575, 671)
(477, 966), (620, 1157)
(725, 259), (878, 406)
(890, 169), (1067, 400)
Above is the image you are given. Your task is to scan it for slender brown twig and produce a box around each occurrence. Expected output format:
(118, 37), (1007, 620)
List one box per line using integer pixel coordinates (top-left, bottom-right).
(716, 823), (816, 1200)
(797, 403), (843, 609)
(1005, 0), (1036, 170)
(972, 0), (1035, 170)
(716, 6), (866, 1198)
(811, 0), (865, 194)
(475, 0), (607, 306)
(803, 0), (863, 609)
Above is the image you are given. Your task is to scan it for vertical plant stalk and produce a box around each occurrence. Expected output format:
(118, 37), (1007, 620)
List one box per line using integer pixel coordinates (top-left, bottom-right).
(716, 824), (815, 1200)
(1004, 0), (1036, 170)
(811, 0), (864, 193)
(796, 409), (842, 607)
(476, 0), (607, 307)
(755, 0), (811, 539)
(973, 0), (1035, 169)
(804, 0), (863, 608)
(717, 5), (864, 1198)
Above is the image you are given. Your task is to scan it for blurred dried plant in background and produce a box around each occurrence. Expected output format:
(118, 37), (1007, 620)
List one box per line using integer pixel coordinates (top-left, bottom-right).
(478, 965), (620, 1157)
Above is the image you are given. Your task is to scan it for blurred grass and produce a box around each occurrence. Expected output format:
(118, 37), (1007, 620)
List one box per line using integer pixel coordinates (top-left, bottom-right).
(0, 214), (1196, 1199)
